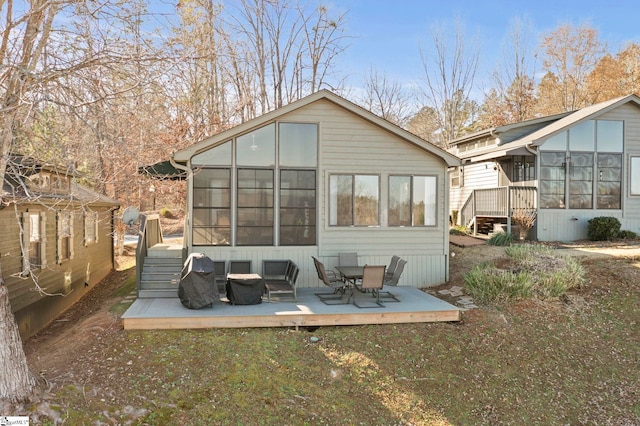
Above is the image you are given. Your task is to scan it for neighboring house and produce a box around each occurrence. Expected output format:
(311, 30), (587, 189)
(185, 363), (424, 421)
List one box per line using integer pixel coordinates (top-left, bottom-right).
(1, 155), (120, 339)
(167, 90), (460, 288)
(449, 94), (640, 241)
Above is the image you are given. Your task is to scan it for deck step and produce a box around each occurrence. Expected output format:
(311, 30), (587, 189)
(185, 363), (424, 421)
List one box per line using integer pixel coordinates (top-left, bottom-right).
(138, 251), (184, 298)
(144, 257), (183, 266)
(141, 272), (181, 282)
(138, 289), (178, 298)
(146, 246), (183, 259)
(140, 280), (179, 290)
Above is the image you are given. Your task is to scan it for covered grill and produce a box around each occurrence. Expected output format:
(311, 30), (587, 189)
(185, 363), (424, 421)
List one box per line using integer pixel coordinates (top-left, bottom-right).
(178, 253), (219, 309)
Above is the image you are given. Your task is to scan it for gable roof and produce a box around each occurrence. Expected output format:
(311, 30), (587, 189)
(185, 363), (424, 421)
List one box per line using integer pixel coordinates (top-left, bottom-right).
(2, 155), (120, 207)
(523, 94), (640, 146)
(449, 111), (572, 146)
(458, 94), (640, 162)
(173, 89), (460, 167)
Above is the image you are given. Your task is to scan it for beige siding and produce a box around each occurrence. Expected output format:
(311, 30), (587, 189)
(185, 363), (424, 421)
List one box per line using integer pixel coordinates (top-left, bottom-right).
(537, 103), (640, 240)
(191, 98), (452, 287)
(3, 204), (115, 339)
(293, 99), (449, 286)
(450, 162), (500, 214)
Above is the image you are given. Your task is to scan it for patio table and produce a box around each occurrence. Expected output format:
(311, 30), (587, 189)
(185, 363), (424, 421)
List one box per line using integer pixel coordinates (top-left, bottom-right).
(335, 266), (363, 283)
(226, 273), (265, 305)
(335, 266), (364, 303)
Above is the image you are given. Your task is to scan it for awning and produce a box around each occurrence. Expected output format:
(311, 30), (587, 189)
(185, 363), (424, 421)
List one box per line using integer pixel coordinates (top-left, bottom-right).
(138, 160), (188, 180)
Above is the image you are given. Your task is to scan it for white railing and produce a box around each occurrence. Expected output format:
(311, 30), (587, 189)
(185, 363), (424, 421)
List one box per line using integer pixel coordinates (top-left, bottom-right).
(460, 186), (537, 230)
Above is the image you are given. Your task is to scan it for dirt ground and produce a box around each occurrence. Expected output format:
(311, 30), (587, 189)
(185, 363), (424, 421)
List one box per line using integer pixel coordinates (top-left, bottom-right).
(13, 238), (640, 418)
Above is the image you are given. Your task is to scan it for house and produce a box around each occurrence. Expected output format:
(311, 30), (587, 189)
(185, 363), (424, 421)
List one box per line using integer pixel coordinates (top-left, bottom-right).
(164, 90), (460, 289)
(1, 155), (120, 339)
(449, 94), (640, 241)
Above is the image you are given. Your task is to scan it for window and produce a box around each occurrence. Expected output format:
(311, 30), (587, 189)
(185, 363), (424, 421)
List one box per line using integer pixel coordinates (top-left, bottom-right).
(540, 152), (566, 208)
(512, 155), (535, 182)
(193, 168), (231, 245)
(84, 212), (99, 245)
(631, 157), (640, 196)
(450, 167), (462, 188)
(57, 211), (73, 263)
(597, 154), (622, 208)
(389, 176), (437, 226)
(237, 168), (274, 245)
(569, 153), (593, 209)
(280, 170), (316, 245)
(279, 123), (317, 167)
(237, 124), (275, 167)
(192, 122), (318, 246)
(192, 140), (232, 166)
(329, 174), (379, 226)
(22, 211), (46, 271)
(540, 120), (623, 210)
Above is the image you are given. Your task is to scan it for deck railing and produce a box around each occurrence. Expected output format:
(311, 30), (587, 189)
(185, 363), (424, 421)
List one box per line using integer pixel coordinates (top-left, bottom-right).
(460, 186), (537, 229)
(135, 214), (164, 294)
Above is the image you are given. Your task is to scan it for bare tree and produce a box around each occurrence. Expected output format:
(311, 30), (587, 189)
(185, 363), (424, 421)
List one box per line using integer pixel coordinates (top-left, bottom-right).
(0, 0), (168, 403)
(221, 0), (349, 119)
(481, 17), (537, 126)
(360, 67), (412, 127)
(418, 19), (480, 147)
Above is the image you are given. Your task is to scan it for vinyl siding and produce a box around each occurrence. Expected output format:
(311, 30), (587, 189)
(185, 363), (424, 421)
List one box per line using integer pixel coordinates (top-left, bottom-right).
(450, 162), (500, 213)
(191, 98), (451, 287)
(537, 103), (640, 240)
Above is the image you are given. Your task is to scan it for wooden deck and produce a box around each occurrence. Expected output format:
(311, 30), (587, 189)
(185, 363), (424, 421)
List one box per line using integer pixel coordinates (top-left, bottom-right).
(121, 287), (461, 330)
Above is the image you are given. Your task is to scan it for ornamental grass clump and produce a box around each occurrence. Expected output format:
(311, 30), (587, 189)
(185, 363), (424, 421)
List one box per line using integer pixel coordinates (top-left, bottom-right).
(464, 244), (585, 304)
(487, 232), (514, 246)
(511, 208), (536, 240)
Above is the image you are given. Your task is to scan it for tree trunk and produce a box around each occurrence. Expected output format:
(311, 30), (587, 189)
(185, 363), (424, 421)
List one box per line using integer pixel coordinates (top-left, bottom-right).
(0, 284), (37, 403)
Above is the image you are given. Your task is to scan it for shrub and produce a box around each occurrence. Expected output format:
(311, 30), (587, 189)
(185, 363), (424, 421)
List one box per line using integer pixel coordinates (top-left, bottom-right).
(449, 226), (469, 236)
(464, 244), (585, 304)
(587, 216), (621, 241)
(487, 232), (514, 246)
(159, 207), (173, 218)
(511, 209), (536, 239)
(617, 229), (638, 239)
(451, 210), (459, 226)
(464, 265), (533, 303)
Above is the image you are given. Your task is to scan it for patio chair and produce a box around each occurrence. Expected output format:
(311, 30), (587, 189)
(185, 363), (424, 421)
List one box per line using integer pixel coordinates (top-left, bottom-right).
(380, 259), (406, 302)
(265, 261), (298, 301)
(338, 252), (359, 286)
(338, 252), (358, 266)
(384, 255), (401, 281)
(313, 256), (348, 304)
(213, 260), (227, 294)
(229, 260), (252, 274)
(262, 259), (290, 280)
(353, 265), (386, 308)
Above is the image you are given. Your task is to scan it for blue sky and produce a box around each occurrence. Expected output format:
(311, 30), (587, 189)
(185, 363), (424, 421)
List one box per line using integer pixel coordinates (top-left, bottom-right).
(339, 0), (640, 94)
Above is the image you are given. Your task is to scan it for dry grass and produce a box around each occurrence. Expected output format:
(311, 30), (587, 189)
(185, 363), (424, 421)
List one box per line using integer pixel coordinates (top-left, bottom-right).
(18, 246), (640, 425)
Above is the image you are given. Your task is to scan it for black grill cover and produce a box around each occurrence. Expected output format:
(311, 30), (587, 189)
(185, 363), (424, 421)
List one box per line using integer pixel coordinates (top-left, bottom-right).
(178, 253), (219, 309)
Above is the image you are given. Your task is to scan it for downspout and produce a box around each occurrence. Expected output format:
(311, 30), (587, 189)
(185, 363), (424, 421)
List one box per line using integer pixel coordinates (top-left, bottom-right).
(170, 156), (193, 256)
(524, 143), (539, 240)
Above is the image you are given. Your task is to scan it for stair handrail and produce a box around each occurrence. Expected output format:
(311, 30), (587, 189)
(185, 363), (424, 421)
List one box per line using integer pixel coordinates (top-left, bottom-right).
(135, 214), (164, 296)
(460, 186), (537, 233)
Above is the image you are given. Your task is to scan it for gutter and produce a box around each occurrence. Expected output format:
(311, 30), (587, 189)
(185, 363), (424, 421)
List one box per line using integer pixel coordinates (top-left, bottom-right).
(525, 144), (537, 155)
